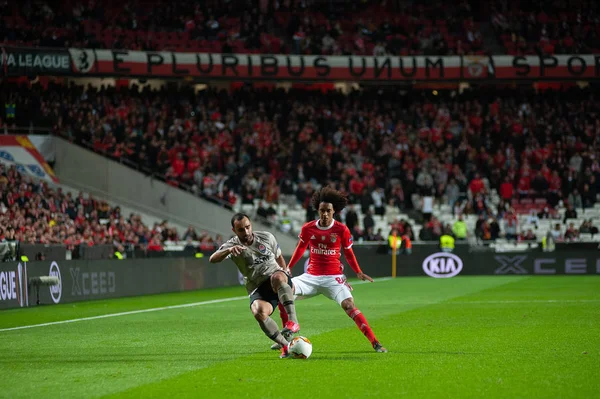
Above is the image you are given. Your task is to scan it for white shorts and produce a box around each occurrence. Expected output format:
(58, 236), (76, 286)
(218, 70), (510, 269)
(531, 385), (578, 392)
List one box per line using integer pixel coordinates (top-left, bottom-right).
(292, 273), (353, 305)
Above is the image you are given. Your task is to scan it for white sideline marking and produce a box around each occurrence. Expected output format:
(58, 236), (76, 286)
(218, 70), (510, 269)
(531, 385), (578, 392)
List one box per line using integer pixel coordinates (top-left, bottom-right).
(1, 277), (595, 333)
(0, 277), (394, 332)
(0, 296), (248, 332)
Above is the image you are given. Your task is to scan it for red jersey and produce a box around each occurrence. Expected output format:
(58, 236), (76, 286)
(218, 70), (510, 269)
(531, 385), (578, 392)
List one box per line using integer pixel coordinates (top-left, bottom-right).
(298, 220), (353, 276)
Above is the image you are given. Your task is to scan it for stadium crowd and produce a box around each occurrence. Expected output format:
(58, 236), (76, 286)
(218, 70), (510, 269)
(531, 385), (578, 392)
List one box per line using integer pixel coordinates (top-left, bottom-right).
(3, 0), (597, 57)
(490, 0), (600, 55)
(0, 162), (223, 252)
(0, 0), (485, 56)
(0, 0), (600, 60)
(2, 80), (600, 244)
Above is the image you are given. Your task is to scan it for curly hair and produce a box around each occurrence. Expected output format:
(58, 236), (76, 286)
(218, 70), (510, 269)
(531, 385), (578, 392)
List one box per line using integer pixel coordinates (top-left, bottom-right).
(311, 187), (349, 213)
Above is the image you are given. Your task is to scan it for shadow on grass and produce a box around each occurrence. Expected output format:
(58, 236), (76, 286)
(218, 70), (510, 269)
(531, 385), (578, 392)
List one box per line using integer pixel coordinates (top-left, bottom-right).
(320, 350), (484, 356)
(0, 349), (485, 366)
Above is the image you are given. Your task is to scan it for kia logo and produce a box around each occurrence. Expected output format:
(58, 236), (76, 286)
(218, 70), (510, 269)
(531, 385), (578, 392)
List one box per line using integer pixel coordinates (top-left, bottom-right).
(422, 253), (463, 278)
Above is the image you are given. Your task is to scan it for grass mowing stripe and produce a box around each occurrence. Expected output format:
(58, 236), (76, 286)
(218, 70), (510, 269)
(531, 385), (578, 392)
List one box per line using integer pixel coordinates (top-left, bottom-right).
(106, 276), (599, 399)
(8, 276), (591, 398)
(0, 296), (248, 332)
(440, 299), (600, 304)
(0, 277), (393, 332)
(103, 277), (532, 397)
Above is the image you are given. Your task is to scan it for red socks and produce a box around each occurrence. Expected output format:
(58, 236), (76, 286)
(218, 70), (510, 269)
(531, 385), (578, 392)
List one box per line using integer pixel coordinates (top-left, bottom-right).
(280, 303), (377, 346)
(278, 302), (289, 327)
(347, 308), (377, 345)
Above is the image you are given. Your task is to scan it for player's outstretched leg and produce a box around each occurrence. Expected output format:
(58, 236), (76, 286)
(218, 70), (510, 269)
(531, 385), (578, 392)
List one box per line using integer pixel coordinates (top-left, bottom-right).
(252, 300), (291, 358)
(278, 302), (290, 326)
(271, 303), (291, 350)
(341, 298), (388, 353)
(271, 272), (300, 335)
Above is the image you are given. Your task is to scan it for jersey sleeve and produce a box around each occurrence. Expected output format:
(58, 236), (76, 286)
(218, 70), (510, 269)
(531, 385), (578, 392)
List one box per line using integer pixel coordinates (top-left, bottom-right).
(288, 224), (310, 270)
(217, 239), (236, 258)
(342, 225), (353, 250)
(298, 223), (310, 243)
(218, 239), (235, 252)
(267, 232), (282, 258)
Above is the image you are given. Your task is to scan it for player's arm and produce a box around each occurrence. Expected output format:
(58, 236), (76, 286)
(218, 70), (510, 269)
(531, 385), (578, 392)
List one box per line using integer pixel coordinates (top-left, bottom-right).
(287, 225), (310, 270)
(342, 246), (373, 282)
(266, 233), (289, 272)
(341, 227), (374, 282)
(275, 254), (288, 272)
(209, 244), (245, 263)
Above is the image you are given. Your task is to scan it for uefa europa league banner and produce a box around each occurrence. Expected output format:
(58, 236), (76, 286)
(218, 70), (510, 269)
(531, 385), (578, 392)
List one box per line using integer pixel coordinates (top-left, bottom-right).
(1, 46), (599, 81)
(0, 262), (29, 309)
(0, 258), (240, 310)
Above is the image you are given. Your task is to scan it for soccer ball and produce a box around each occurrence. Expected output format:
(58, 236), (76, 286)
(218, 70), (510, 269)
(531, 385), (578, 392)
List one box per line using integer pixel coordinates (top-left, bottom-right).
(288, 336), (313, 359)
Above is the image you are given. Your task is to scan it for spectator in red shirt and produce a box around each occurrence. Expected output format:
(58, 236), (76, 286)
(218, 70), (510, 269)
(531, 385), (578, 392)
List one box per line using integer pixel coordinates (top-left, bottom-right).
(165, 167), (180, 187)
(517, 175), (530, 198)
(147, 235), (164, 251)
(187, 155), (201, 175)
(349, 175), (365, 202)
(499, 177), (514, 201)
(540, 164), (552, 182)
(548, 170), (561, 192)
(493, 149), (506, 169)
(469, 173), (485, 196)
(172, 153), (186, 177)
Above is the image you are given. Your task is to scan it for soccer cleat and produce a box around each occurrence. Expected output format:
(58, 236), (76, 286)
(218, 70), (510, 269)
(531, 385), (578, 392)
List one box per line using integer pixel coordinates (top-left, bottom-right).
(271, 342), (283, 350)
(373, 341), (388, 353)
(270, 330), (293, 350)
(281, 321), (300, 335)
(282, 328), (294, 341)
(279, 344), (291, 359)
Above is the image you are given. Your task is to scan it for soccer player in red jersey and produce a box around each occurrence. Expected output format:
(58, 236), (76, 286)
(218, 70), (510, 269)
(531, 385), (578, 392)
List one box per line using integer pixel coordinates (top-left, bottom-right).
(282, 187), (388, 353)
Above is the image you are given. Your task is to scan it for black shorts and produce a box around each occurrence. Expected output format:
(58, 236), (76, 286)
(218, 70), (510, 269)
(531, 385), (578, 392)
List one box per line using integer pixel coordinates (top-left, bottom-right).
(249, 272), (293, 314)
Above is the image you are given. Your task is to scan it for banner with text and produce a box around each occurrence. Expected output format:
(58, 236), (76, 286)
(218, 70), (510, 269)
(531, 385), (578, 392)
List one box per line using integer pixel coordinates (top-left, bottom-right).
(0, 258), (240, 309)
(0, 262), (29, 309)
(0, 46), (72, 75)
(2, 249), (599, 309)
(1, 46), (599, 81)
(351, 246), (600, 278)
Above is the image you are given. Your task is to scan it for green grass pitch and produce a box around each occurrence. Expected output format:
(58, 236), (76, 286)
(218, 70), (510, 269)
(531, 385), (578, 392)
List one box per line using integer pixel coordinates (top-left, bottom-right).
(0, 276), (598, 398)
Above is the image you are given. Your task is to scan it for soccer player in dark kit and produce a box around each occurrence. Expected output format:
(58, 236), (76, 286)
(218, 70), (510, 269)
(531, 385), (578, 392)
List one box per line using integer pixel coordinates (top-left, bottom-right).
(210, 213), (300, 358)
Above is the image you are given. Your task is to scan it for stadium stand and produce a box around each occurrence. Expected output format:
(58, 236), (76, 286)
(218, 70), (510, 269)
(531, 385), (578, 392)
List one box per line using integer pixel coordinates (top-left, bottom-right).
(1, 0), (599, 249)
(2, 80), (600, 244)
(0, 0), (486, 55)
(490, 0), (600, 55)
(0, 161), (222, 253)
(4, 0), (595, 56)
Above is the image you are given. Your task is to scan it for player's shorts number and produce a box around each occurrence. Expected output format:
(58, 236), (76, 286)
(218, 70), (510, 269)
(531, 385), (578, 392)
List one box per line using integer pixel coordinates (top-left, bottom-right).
(335, 276), (353, 292)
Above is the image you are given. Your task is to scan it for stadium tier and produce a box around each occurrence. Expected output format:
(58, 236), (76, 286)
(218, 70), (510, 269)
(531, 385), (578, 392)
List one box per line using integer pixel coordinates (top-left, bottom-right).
(490, 0), (600, 55)
(1, 0), (485, 55)
(0, 161), (222, 255)
(0, 0), (599, 251)
(2, 81), (599, 246)
(3, 1), (598, 56)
